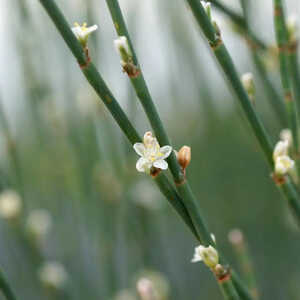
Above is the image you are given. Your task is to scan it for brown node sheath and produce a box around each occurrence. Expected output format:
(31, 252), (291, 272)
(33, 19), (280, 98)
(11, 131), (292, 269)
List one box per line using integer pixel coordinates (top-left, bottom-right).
(79, 47), (91, 69)
(271, 173), (286, 186)
(150, 167), (161, 178)
(210, 38), (223, 51)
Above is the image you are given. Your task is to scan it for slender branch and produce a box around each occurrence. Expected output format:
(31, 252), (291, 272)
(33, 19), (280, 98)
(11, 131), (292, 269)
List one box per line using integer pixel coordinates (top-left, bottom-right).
(0, 268), (17, 300)
(184, 0), (300, 222)
(105, 0), (215, 244)
(238, 3), (286, 126)
(209, 0), (266, 50)
(0, 96), (24, 197)
(38, 1), (249, 299)
(273, 0), (300, 153)
(219, 278), (240, 300)
(37, 0), (201, 242)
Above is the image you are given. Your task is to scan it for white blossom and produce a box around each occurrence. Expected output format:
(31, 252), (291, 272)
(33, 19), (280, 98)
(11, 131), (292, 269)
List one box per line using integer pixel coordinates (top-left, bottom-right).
(114, 36), (132, 65)
(133, 132), (172, 173)
(273, 140), (289, 161)
(275, 155), (295, 176)
(201, 1), (211, 11)
(0, 190), (22, 220)
(38, 261), (68, 289)
(72, 22), (98, 47)
(26, 209), (52, 239)
(191, 245), (219, 268)
(280, 129), (293, 147)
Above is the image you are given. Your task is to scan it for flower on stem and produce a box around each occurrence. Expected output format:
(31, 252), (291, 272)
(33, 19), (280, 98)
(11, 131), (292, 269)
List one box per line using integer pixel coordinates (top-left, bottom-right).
(72, 22), (98, 48)
(114, 36), (139, 77)
(280, 129), (293, 147)
(275, 155), (295, 176)
(0, 190), (22, 220)
(287, 15), (298, 43)
(272, 139), (295, 177)
(26, 209), (52, 240)
(241, 72), (255, 103)
(201, 1), (211, 20)
(133, 132), (172, 174)
(191, 245), (219, 269)
(273, 140), (289, 161)
(136, 278), (158, 300)
(38, 261), (68, 289)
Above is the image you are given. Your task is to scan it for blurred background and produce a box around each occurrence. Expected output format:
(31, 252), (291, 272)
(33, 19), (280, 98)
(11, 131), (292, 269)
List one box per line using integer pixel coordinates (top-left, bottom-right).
(0, 0), (300, 299)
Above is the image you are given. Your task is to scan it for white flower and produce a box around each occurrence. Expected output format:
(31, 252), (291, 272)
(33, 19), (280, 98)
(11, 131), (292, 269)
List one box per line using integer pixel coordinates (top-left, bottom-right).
(273, 140), (289, 161)
(72, 22), (98, 47)
(201, 1), (211, 11)
(275, 155), (295, 175)
(287, 14), (298, 41)
(136, 278), (158, 300)
(38, 261), (68, 289)
(191, 245), (219, 268)
(280, 129), (293, 147)
(26, 209), (52, 239)
(114, 36), (132, 65)
(0, 190), (22, 220)
(133, 132), (172, 173)
(241, 72), (255, 96)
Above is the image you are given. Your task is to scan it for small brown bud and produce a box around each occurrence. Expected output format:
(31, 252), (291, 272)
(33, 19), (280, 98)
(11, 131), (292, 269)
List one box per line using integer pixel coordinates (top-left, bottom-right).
(177, 146), (191, 170)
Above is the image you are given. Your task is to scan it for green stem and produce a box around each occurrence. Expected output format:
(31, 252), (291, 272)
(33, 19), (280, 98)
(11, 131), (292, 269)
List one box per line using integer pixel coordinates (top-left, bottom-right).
(273, 0), (299, 153)
(105, 0), (184, 184)
(0, 268), (17, 300)
(288, 42), (300, 128)
(209, 0), (266, 50)
(238, 3), (286, 126)
(38, 1), (253, 299)
(0, 96), (24, 197)
(37, 0), (198, 241)
(219, 278), (240, 300)
(184, 0), (300, 226)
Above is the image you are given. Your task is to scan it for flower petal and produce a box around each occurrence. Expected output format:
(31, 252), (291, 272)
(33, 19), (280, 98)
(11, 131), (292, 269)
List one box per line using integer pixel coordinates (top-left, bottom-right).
(133, 143), (145, 156)
(136, 158), (151, 173)
(160, 146), (172, 160)
(153, 159), (168, 170)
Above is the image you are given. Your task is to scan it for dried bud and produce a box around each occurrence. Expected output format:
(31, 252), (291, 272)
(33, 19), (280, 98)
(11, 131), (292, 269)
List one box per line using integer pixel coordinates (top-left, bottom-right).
(177, 146), (191, 170)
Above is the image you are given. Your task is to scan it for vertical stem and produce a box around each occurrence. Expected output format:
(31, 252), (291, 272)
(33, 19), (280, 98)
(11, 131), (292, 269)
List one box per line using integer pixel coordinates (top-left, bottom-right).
(184, 0), (300, 226)
(0, 268), (17, 300)
(273, 0), (299, 153)
(238, 1), (286, 126)
(219, 278), (240, 300)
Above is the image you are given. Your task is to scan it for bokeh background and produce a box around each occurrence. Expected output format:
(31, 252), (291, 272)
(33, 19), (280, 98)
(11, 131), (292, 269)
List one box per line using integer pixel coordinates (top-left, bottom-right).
(1, 0), (300, 299)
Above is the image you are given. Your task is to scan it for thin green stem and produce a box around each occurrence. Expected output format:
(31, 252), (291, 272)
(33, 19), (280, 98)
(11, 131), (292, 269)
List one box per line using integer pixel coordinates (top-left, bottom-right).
(273, 0), (299, 153)
(209, 0), (266, 50)
(0, 268), (17, 300)
(219, 278), (240, 300)
(184, 0), (300, 226)
(37, 0), (199, 241)
(238, 3), (286, 126)
(38, 1), (252, 299)
(0, 96), (24, 197)
(288, 41), (300, 127)
(105, 0), (184, 184)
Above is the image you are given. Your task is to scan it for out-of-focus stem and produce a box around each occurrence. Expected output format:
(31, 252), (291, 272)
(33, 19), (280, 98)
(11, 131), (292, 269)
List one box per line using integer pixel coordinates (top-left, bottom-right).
(229, 229), (259, 299)
(184, 0), (300, 226)
(0, 268), (17, 300)
(37, 0), (205, 243)
(209, 0), (266, 50)
(238, 1), (286, 126)
(0, 96), (24, 197)
(273, 0), (299, 153)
